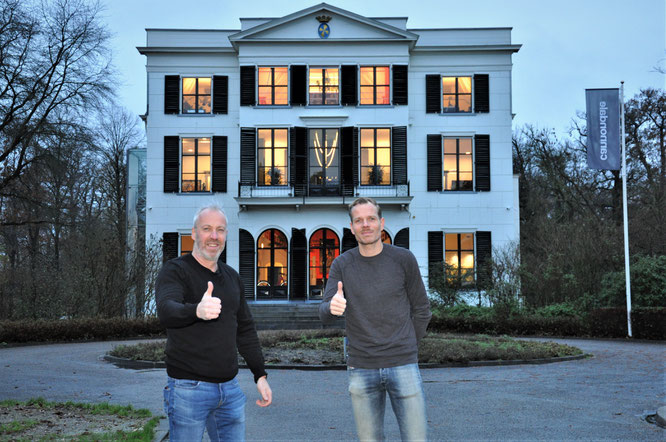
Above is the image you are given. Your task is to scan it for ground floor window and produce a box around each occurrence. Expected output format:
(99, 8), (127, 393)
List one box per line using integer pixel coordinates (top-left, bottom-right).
(257, 229), (288, 299)
(309, 228), (340, 298)
(445, 233), (475, 283)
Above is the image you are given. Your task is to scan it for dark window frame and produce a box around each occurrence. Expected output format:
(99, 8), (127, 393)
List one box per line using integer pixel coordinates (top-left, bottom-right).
(360, 128), (392, 186)
(442, 136), (474, 191)
(182, 77), (212, 114)
(308, 67), (340, 106)
(441, 76), (472, 114)
(308, 228), (340, 299)
(308, 128), (341, 195)
(181, 137), (211, 193)
(256, 128), (289, 187)
(257, 67), (289, 106)
(256, 229), (288, 298)
(359, 66), (391, 105)
(445, 232), (475, 283)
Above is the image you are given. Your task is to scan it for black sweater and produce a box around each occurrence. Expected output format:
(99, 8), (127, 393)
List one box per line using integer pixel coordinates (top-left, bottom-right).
(156, 253), (267, 383)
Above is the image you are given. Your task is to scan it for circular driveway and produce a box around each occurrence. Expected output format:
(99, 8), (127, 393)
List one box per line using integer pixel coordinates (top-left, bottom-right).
(1, 338), (663, 440)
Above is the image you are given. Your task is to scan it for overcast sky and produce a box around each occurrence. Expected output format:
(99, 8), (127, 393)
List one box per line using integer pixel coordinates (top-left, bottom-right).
(102, 0), (665, 137)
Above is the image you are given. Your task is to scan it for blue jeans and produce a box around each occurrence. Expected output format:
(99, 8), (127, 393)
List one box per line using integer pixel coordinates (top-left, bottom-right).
(163, 376), (246, 442)
(348, 363), (427, 441)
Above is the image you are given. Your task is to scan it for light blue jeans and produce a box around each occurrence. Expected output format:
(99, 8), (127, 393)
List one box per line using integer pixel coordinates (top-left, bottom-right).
(163, 376), (246, 442)
(348, 363), (427, 441)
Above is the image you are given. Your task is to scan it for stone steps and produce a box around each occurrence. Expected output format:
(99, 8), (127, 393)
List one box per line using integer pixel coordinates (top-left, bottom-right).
(248, 303), (345, 330)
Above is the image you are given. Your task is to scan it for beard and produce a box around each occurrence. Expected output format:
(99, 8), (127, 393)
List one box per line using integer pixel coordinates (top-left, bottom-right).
(193, 240), (225, 262)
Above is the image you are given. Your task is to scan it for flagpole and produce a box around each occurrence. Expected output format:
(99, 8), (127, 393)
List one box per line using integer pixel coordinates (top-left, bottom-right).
(620, 81), (632, 338)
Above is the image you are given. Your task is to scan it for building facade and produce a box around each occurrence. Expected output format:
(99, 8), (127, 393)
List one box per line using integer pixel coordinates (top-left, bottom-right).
(138, 3), (521, 303)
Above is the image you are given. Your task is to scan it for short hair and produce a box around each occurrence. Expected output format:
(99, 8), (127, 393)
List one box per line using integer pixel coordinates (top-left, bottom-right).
(348, 197), (382, 221)
(193, 204), (227, 229)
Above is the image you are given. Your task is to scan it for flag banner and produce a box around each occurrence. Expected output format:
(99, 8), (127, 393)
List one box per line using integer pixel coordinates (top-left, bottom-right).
(586, 88), (621, 170)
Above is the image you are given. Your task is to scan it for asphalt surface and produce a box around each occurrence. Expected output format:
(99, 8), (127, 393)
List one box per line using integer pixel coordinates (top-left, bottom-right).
(0, 337), (664, 441)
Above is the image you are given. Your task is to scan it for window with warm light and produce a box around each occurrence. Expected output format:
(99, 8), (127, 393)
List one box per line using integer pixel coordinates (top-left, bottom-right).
(257, 129), (288, 186)
(180, 235), (193, 255)
(309, 129), (340, 194)
(381, 231), (392, 244)
(181, 138), (211, 192)
(442, 76), (472, 113)
(443, 137), (473, 191)
(309, 229), (340, 298)
(257, 229), (288, 297)
(360, 128), (391, 185)
(258, 67), (288, 106)
(182, 77), (211, 113)
(360, 66), (390, 105)
(309, 68), (339, 105)
(445, 233), (475, 283)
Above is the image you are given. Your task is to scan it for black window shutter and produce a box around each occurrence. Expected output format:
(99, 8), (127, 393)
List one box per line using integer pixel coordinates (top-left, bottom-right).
(164, 136), (180, 192)
(474, 74), (489, 113)
(475, 134), (491, 191)
(425, 74), (441, 114)
(290, 228), (307, 300)
(392, 65), (408, 105)
(239, 229), (255, 299)
(352, 127), (358, 188)
(220, 247), (226, 264)
(289, 127), (307, 196)
(341, 126), (355, 196)
(240, 66), (256, 106)
(162, 232), (178, 263)
(392, 126), (407, 185)
(341, 65), (358, 106)
(212, 75), (228, 114)
(475, 231), (492, 287)
(164, 75), (180, 114)
(212, 136), (227, 192)
(427, 231), (443, 286)
(342, 228), (358, 252)
(240, 128), (256, 186)
(394, 228), (410, 249)
(427, 134), (442, 191)
(290, 65), (307, 106)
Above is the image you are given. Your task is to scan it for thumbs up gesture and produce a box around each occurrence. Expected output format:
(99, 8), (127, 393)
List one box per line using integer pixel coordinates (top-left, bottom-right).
(196, 281), (221, 320)
(329, 281), (346, 316)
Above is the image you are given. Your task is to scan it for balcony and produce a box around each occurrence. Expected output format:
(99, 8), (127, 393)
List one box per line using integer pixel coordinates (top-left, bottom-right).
(235, 181), (412, 210)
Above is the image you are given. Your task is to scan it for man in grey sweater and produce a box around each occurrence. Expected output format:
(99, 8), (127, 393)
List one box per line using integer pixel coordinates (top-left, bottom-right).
(319, 197), (432, 441)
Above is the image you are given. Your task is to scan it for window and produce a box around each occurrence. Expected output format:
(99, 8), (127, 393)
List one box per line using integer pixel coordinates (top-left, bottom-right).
(309, 229), (340, 299)
(181, 138), (211, 192)
(443, 137), (473, 191)
(258, 67), (288, 105)
(309, 68), (339, 105)
(309, 128), (340, 195)
(381, 231), (392, 244)
(360, 66), (390, 105)
(442, 76), (471, 113)
(360, 128), (391, 185)
(182, 77), (211, 113)
(257, 229), (288, 299)
(445, 233), (475, 283)
(257, 129), (288, 186)
(180, 235), (193, 255)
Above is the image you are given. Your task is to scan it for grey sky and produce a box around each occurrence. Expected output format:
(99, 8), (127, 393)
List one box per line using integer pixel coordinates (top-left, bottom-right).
(103, 0), (665, 137)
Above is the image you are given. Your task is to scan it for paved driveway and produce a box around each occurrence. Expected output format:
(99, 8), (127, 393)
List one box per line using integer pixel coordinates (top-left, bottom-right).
(1, 338), (664, 440)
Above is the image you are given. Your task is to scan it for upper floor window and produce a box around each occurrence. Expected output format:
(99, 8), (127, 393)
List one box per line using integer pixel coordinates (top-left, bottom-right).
(258, 67), (288, 105)
(181, 138), (211, 192)
(443, 137), (473, 191)
(360, 128), (391, 185)
(257, 129), (288, 186)
(442, 76), (471, 113)
(360, 66), (390, 105)
(182, 77), (211, 114)
(309, 128), (340, 195)
(446, 233), (475, 283)
(309, 68), (339, 105)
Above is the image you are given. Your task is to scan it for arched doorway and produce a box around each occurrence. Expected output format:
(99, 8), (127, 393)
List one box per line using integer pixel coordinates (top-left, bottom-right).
(257, 229), (288, 299)
(309, 228), (340, 299)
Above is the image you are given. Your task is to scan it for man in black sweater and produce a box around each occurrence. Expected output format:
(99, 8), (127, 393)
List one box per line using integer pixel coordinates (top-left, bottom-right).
(156, 205), (271, 441)
(320, 197), (431, 441)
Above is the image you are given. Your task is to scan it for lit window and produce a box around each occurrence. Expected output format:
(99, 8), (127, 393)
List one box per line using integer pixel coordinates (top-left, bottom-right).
(360, 66), (390, 105)
(180, 235), (193, 255)
(442, 76), (471, 113)
(258, 67), (288, 105)
(445, 233), (475, 283)
(309, 229), (340, 299)
(309, 68), (339, 105)
(381, 231), (392, 244)
(257, 229), (288, 299)
(360, 128), (391, 185)
(182, 77), (211, 113)
(443, 137), (473, 191)
(257, 129), (288, 186)
(309, 129), (340, 195)
(181, 138), (211, 192)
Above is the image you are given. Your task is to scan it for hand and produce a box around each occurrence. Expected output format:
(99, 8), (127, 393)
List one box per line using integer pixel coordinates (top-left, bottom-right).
(256, 376), (272, 407)
(329, 281), (346, 316)
(196, 281), (221, 320)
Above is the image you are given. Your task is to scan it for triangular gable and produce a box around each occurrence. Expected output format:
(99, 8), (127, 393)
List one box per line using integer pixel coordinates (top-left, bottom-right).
(229, 3), (418, 47)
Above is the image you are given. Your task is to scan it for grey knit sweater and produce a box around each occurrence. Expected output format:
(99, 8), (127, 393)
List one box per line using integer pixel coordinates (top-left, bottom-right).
(319, 244), (432, 369)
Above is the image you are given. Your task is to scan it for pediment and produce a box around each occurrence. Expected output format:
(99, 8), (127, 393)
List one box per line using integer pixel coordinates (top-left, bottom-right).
(229, 3), (417, 46)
